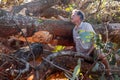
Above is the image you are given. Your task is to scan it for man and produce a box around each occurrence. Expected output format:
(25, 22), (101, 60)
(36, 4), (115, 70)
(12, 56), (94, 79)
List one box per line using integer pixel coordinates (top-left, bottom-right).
(71, 9), (113, 79)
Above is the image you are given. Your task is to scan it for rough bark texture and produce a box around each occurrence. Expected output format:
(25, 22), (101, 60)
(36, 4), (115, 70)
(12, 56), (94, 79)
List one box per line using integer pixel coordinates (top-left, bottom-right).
(94, 23), (120, 45)
(11, 0), (70, 17)
(40, 8), (70, 18)
(11, 0), (59, 15)
(0, 9), (74, 45)
(0, 9), (38, 37)
(0, 9), (73, 37)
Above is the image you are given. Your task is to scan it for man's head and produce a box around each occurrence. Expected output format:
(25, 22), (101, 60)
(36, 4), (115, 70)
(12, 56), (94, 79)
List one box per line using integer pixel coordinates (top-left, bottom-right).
(71, 9), (85, 24)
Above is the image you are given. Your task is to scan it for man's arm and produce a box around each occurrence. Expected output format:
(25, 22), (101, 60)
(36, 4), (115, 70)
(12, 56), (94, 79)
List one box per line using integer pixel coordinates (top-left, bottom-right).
(87, 45), (95, 56)
(86, 23), (96, 55)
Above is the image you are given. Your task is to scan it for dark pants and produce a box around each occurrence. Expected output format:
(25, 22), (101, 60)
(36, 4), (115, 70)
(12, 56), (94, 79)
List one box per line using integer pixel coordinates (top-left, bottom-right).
(84, 49), (100, 64)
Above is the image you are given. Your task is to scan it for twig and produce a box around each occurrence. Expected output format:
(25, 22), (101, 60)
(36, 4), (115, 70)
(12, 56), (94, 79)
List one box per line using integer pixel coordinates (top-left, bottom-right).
(42, 57), (72, 74)
(104, 22), (109, 48)
(12, 19), (36, 67)
(103, 49), (112, 59)
(0, 53), (33, 74)
(14, 59), (30, 74)
(14, 70), (22, 80)
(81, 61), (97, 80)
(0, 72), (9, 80)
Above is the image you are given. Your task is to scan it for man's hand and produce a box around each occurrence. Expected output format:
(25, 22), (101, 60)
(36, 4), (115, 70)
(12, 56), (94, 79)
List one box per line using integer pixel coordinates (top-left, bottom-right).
(64, 46), (75, 51)
(86, 46), (95, 56)
(86, 52), (91, 56)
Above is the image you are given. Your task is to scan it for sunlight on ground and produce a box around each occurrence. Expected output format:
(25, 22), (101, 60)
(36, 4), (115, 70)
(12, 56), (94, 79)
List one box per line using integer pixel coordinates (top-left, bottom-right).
(27, 75), (34, 80)
(27, 73), (68, 80)
(46, 72), (68, 80)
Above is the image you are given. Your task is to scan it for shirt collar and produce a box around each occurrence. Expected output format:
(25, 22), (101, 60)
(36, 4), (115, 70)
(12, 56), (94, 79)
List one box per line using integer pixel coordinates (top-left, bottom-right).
(78, 22), (83, 28)
(74, 22), (83, 31)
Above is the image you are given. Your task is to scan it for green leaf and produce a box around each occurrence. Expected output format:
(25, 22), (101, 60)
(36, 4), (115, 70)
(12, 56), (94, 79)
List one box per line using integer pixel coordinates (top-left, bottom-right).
(98, 34), (102, 40)
(106, 42), (113, 49)
(71, 59), (81, 80)
(114, 75), (119, 80)
(116, 49), (120, 56)
(65, 4), (75, 12)
(92, 62), (99, 72)
(38, 19), (43, 23)
(93, 34), (104, 49)
(52, 45), (65, 53)
(77, 58), (81, 65)
(78, 30), (85, 33)
(2, 0), (7, 3)
(65, 7), (71, 12)
(99, 72), (105, 80)
(72, 65), (80, 79)
(78, 30), (95, 43)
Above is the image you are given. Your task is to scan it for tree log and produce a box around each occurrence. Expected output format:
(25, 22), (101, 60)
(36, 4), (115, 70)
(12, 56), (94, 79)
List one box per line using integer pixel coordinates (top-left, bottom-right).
(0, 9), (120, 46)
(11, 0), (70, 17)
(37, 51), (120, 80)
(11, 0), (59, 15)
(0, 9), (74, 45)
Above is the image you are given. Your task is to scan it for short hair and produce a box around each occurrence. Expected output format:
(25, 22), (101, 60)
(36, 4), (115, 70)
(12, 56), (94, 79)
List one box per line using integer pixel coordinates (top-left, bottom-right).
(72, 9), (85, 21)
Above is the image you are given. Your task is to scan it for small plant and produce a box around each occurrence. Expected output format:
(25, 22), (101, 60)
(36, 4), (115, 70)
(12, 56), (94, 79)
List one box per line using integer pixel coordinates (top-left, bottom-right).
(70, 58), (81, 80)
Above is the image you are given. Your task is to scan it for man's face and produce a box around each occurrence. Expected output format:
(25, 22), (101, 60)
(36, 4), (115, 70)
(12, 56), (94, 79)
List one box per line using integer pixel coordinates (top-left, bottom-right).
(71, 11), (80, 24)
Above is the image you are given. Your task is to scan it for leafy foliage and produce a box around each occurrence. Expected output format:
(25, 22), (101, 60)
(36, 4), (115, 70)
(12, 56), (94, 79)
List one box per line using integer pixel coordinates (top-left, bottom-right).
(78, 30), (95, 43)
(93, 34), (104, 49)
(0, 0), (23, 8)
(99, 72), (105, 80)
(70, 59), (81, 80)
(69, 0), (120, 23)
(65, 4), (75, 12)
(52, 45), (65, 52)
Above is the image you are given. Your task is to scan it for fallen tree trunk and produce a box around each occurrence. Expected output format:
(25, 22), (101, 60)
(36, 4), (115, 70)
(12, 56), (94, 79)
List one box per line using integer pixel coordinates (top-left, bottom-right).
(0, 9), (120, 46)
(0, 9), (74, 45)
(11, 0), (59, 15)
(36, 51), (120, 79)
(0, 9), (73, 37)
(11, 0), (70, 17)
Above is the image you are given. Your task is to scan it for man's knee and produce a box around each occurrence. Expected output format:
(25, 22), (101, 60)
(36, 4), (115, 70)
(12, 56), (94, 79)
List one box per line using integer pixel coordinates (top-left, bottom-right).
(98, 53), (107, 61)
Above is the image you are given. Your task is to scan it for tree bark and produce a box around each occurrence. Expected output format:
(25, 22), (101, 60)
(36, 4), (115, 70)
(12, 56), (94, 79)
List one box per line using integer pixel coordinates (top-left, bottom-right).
(0, 9), (74, 45)
(0, 9), (73, 36)
(11, 0), (59, 15)
(11, 0), (70, 17)
(40, 8), (70, 18)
